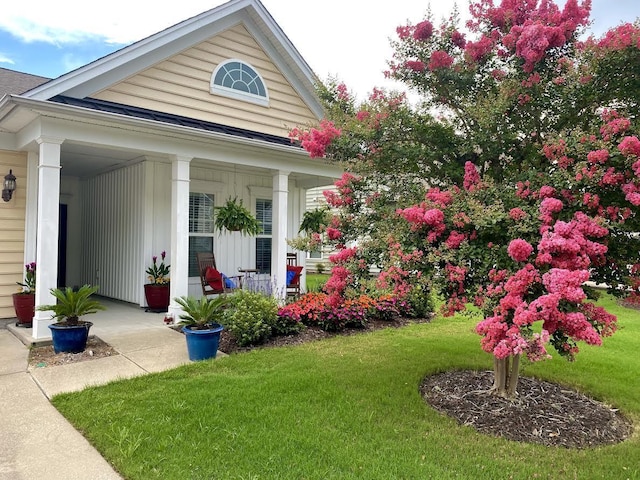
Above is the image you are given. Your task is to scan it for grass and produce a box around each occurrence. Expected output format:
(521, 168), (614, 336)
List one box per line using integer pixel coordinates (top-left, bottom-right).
(305, 273), (329, 292)
(53, 294), (640, 480)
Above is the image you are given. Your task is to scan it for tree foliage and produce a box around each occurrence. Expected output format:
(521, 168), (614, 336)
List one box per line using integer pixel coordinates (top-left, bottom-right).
(290, 1), (640, 397)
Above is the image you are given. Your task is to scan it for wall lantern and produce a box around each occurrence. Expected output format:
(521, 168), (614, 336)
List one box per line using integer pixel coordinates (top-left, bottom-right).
(2, 169), (16, 202)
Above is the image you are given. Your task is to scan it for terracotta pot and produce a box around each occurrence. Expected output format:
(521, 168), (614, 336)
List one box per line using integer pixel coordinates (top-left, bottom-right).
(12, 293), (35, 326)
(144, 284), (170, 312)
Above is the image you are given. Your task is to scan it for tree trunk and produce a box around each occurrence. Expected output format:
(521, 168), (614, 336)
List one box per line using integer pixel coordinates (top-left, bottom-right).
(492, 354), (521, 398)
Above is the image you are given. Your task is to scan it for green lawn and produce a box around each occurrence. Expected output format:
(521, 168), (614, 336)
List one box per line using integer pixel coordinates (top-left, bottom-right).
(53, 294), (640, 480)
(305, 272), (329, 292)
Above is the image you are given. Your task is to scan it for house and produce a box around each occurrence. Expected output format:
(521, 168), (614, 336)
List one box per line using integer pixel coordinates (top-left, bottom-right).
(0, 0), (342, 339)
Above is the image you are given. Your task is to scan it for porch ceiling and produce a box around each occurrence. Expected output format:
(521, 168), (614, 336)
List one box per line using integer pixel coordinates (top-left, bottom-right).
(61, 142), (144, 177)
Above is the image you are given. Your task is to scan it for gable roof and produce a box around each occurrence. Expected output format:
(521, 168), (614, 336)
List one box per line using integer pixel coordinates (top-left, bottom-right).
(24, 0), (324, 119)
(0, 67), (50, 97)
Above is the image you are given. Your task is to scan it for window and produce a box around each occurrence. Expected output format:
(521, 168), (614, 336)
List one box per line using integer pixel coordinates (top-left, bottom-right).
(255, 198), (272, 274)
(211, 59), (269, 106)
(188, 192), (215, 277)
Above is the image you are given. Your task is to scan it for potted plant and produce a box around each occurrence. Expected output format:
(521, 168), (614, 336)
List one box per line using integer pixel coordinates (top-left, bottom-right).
(299, 207), (329, 234)
(37, 284), (106, 353)
(13, 262), (36, 327)
(144, 251), (170, 312)
(214, 197), (262, 235)
(175, 295), (228, 361)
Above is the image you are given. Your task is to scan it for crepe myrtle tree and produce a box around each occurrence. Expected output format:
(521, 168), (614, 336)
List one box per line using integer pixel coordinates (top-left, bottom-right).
(290, 0), (640, 397)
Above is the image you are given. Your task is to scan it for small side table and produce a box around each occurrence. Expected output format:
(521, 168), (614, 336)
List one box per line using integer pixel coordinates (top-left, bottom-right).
(238, 268), (259, 289)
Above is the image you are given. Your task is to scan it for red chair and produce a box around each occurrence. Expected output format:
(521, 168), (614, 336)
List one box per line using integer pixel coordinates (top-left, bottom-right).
(197, 252), (242, 296)
(286, 253), (303, 297)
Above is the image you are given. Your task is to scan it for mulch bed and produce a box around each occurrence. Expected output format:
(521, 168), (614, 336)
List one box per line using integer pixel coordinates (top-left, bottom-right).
(216, 316), (429, 354)
(28, 336), (119, 368)
(420, 370), (633, 449)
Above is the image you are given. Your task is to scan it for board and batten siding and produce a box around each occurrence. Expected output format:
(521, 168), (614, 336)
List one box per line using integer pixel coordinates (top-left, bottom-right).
(93, 24), (317, 139)
(80, 161), (169, 305)
(0, 150), (27, 318)
(188, 164), (305, 297)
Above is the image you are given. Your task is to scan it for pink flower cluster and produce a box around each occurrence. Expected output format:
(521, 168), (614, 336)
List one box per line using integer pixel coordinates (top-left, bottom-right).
(536, 212), (608, 269)
(507, 239), (533, 262)
(426, 187), (453, 207)
(429, 50), (454, 71)
(463, 161), (481, 191)
(289, 119), (341, 158)
(471, 0), (590, 71)
(406, 60), (426, 72)
(597, 23), (640, 51)
(414, 20), (434, 40)
(464, 35), (494, 63)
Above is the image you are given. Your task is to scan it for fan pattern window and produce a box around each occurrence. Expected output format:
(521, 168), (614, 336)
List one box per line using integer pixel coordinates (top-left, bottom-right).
(211, 60), (268, 105)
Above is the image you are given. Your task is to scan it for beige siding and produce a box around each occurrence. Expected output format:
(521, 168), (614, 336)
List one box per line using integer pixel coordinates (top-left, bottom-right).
(94, 24), (317, 138)
(0, 150), (27, 318)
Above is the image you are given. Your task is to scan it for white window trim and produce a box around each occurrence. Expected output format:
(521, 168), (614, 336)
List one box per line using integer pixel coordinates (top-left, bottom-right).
(210, 59), (270, 107)
(188, 181), (225, 279)
(248, 186), (273, 274)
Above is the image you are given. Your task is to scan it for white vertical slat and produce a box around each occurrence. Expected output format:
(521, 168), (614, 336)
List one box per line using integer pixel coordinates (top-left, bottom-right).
(80, 162), (147, 304)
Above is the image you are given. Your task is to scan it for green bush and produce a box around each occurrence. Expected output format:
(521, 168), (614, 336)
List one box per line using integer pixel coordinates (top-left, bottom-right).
(223, 290), (278, 346)
(272, 313), (306, 336)
(405, 279), (434, 319)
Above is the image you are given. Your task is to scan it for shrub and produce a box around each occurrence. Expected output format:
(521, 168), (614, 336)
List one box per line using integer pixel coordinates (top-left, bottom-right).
(223, 290), (278, 346)
(316, 262), (326, 274)
(404, 280), (434, 319)
(272, 313), (306, 336)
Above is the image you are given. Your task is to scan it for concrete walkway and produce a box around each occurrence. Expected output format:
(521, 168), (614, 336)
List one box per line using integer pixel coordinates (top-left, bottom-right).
(0, 299), (211, 479)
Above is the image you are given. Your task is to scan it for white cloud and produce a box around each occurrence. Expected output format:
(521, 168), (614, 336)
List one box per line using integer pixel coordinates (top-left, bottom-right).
(0, 54), (15, 65)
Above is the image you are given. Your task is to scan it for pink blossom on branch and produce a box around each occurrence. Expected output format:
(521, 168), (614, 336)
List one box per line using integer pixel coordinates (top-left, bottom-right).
(507, 239), (534, 262)
(413, 20), (434, 40)
(289, 119), (341, 158)
(463, 161), (481, 191)
(428, 50), (454, 71)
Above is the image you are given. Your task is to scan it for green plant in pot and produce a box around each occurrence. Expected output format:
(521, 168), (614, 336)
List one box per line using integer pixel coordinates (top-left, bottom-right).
(13, 262), (36, 327)
(299, 207), (329, 234)
(175, 295), (229, 361)
(214, 197), (262, 235)
(37, 285), (106, 353)
(144, 251), (170, 312)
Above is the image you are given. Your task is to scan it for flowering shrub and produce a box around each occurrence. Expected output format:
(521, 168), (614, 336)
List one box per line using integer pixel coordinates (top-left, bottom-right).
(146, 251), (170, 285)
(277, 291), (415, 332)
(290, 1), (640, 398)
(16, 262), (36, 294)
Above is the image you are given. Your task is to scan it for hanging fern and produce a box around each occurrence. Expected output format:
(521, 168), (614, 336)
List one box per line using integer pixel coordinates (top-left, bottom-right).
(214, 197), (262, 236)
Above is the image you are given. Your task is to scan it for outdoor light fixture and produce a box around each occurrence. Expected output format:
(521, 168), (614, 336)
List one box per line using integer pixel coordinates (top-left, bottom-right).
(2, 169), (16, 202)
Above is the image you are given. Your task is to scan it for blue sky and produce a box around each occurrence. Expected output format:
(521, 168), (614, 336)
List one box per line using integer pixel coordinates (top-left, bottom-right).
(0, 0), (638, 100)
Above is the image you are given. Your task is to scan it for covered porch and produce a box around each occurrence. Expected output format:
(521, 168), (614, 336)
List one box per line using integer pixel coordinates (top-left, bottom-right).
(5, 96), (341, 340)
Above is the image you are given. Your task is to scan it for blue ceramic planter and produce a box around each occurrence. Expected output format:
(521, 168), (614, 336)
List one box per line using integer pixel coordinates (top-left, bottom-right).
(182, 323), (224, 361)
(49, 322), (93, 353)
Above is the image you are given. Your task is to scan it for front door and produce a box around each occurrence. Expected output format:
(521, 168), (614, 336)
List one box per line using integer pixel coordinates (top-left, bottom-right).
(57, 204), (67, 287)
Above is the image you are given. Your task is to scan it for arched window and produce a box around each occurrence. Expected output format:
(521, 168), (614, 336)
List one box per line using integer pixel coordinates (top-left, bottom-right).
(211, 59), (269, 106)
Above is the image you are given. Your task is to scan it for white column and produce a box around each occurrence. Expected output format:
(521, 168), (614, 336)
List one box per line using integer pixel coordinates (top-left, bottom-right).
(23, 151), (39, 266)
(168, 155), (191, 319)
(32, 137), (63, 339)
(272, 171), (290, 299)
